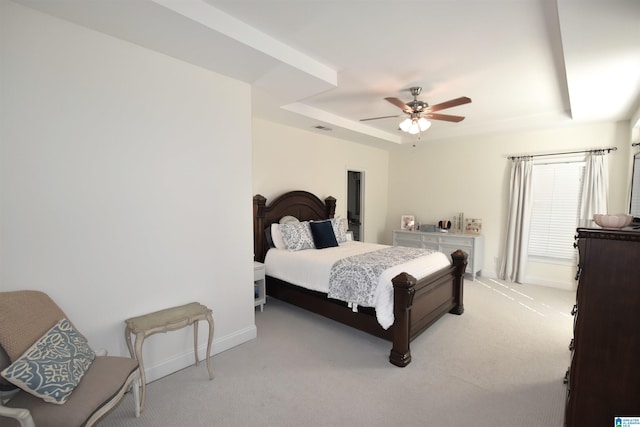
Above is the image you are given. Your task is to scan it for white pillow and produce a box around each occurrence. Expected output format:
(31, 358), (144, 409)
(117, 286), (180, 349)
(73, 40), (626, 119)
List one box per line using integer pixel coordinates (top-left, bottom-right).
(271, 223), (288, 250)
(279, 215), (299, 224)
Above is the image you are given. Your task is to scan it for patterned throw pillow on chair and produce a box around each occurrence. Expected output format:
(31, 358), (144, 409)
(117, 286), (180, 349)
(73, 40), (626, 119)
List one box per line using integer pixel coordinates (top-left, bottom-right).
(0, 318), (96, 404)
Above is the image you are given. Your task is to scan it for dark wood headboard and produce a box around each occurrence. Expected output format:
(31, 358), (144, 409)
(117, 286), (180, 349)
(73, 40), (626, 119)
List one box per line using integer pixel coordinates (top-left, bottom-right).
(253, 191), (336, 262)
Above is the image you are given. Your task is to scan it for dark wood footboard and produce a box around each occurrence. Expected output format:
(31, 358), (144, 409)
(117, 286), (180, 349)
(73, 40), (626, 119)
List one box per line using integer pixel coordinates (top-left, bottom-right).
(265, 249), (467, 367)
(389, 249), (467, 367)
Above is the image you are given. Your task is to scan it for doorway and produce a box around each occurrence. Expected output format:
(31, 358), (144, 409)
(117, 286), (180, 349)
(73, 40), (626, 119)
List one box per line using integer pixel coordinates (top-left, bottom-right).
(347, 170), (363, 241)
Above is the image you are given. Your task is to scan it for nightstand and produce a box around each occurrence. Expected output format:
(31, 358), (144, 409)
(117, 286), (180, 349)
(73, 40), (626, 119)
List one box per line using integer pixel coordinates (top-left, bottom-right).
(253, 261), (266, 311)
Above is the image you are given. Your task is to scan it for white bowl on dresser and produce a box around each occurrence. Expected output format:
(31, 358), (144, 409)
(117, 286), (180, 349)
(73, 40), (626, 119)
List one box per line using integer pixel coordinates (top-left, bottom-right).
(593, 214), (633, 229)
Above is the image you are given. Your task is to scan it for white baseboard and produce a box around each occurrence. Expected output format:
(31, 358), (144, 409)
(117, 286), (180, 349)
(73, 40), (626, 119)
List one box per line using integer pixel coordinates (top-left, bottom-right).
(473, 269), (497, 280)
(474, 269), (577, 291)
(523, 276), (577, 291)
(143, 324), (257, 383)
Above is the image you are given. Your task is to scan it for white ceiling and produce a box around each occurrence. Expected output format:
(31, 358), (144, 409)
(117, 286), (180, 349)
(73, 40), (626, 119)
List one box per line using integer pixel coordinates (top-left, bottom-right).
(12, 0), (640, 147)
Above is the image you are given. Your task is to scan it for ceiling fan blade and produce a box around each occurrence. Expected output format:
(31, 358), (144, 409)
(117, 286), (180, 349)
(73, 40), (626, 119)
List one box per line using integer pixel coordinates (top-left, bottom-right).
(425, 113), (466, 122)
(384, 97), (412, 113)
(427, 96), (472, 112)
(360, 114), (401, 122)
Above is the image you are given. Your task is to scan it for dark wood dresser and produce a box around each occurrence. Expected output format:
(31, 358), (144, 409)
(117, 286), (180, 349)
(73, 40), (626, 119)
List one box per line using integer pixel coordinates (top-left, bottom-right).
(565, 228), (640, 426)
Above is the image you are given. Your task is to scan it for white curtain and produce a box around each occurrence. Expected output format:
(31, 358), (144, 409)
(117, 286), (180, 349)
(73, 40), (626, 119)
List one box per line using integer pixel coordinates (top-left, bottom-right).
(579, 151), (609, 227)
(500, 157), (533, 283)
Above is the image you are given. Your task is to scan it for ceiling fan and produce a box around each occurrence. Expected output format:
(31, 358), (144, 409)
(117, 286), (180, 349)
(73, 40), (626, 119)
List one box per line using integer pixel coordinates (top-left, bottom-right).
(360, 87), (471, 136)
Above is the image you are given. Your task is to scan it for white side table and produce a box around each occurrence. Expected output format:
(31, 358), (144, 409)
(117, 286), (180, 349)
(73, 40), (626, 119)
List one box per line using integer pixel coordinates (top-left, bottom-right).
(254, 261), (266, 311)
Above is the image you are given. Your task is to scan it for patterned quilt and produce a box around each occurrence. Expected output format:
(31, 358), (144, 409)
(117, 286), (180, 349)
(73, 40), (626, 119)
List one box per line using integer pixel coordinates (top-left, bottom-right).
(327, 246), (435, 307)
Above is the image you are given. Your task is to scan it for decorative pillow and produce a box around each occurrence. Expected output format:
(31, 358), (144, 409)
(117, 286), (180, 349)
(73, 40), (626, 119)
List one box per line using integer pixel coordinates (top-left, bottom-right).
(279, 215), (299, 224)
(1, 318), (96, 404)
(264, 226), (274, 248)
(310, 220), (339, 249)
(270, 223), (288, 250)
(279, 221), (315, 251)
(331, 216), (348, 243)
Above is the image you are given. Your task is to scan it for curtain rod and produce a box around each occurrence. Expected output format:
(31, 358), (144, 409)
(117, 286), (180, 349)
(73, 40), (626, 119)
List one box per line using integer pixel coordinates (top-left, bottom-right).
(508, 147), (617, 160)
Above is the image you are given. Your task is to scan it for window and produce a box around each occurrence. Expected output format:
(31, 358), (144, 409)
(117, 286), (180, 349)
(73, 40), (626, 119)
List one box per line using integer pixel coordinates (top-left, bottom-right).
(630, 152), (640, 217)
(528, 159), (585, 262)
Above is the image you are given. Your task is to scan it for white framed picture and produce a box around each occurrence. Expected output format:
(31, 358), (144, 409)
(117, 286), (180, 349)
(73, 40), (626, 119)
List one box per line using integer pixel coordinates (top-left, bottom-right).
(401, 215), (415, 231)
(465, 218), (482, 235)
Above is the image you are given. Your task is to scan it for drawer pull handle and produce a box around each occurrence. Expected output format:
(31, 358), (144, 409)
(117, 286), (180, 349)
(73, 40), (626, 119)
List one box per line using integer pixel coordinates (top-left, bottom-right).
(569, 339), (574, 351)
(571, 305), (577, 316)
(574, 266), (582, 281)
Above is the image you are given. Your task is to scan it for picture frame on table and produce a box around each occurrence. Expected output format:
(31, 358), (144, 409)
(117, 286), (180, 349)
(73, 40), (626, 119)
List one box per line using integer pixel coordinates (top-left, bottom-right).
(465, 218), (482, 235)
(401, 215), (415, 231)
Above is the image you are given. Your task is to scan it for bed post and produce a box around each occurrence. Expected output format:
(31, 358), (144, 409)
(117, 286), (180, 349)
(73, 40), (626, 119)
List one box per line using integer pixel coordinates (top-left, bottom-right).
(253, 194), (267, 262)
(449, 250), (468, 315)
(325, 196), (336, 218)
(389, 272), (416, 367)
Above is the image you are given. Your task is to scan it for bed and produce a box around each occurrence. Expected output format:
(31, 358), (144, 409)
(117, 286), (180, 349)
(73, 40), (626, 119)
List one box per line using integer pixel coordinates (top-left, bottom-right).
(253, 190), (468, 367)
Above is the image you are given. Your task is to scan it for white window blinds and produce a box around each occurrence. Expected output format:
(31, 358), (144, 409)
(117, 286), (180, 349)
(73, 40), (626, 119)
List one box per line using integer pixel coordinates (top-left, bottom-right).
(529, 161), (585, 261)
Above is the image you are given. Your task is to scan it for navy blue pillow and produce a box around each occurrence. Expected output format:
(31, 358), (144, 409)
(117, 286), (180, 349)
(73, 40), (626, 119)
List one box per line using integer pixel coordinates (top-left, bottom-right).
(310, 220), (339, 249)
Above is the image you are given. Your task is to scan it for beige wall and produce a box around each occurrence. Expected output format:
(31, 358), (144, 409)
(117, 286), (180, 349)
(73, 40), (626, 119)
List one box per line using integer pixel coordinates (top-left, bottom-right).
(388, 121), (632, 289)
(1, 2), (255, 383)
(252, 118), (390, 242)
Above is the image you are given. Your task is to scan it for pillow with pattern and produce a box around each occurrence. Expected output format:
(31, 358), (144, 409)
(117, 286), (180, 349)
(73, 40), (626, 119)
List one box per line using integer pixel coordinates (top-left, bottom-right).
(279, 221), (315, 251)
(0, 318), (96, 404)
(331, 217), (348, 243)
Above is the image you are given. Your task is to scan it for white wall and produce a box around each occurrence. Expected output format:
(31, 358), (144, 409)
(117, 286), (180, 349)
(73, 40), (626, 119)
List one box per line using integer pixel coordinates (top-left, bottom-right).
(252, 118), (390, 242)
(0, 2), (255, 382)
(388, 121), (632, 289)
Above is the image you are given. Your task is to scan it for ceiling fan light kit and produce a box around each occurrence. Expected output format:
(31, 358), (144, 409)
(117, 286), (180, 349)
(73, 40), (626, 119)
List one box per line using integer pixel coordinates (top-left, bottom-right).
(400, 116), (431, 134)
(361, 86), (471, 140)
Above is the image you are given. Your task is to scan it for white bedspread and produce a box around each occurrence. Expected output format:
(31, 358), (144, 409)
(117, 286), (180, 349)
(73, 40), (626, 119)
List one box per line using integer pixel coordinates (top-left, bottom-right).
(264, 241), (451, 329)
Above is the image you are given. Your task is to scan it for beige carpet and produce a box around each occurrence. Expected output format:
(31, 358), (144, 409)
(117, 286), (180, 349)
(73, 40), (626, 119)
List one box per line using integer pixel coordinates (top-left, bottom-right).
(101, 278), (575, 427)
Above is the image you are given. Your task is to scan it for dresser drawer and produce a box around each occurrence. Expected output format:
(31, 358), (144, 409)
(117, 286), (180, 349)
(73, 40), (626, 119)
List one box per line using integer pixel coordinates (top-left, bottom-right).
(423, 242), (439, 251)
(395, 232), (423, 244)
(440, 236), (473, 247)
(396, 232), (439, 249)
(422, 235), (439, 244)
(440, 243), (473, 258)
(253, 263), (265, 281)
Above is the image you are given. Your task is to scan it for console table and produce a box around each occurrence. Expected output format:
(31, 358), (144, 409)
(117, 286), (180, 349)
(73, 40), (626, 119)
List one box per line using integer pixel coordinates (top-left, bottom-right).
(124, 302), (214, 411)
(393, 230), (484, 279)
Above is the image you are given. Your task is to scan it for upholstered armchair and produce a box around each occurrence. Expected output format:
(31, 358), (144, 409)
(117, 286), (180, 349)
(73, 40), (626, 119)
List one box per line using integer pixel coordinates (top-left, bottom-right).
(0, 290), (141, 427)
